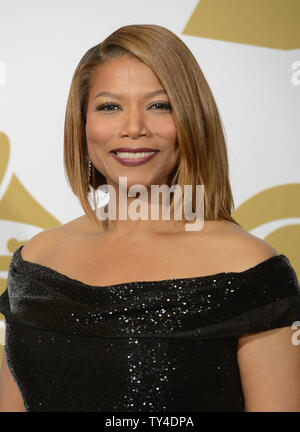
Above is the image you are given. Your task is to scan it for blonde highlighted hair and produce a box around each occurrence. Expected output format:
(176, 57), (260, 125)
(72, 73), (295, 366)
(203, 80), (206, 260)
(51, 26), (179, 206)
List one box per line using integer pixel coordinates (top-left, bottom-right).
(64, 24), (241, 229)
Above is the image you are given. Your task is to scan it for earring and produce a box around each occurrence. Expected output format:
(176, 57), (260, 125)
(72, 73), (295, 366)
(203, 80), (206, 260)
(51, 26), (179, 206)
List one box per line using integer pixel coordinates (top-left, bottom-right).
(88, 157), (92, 181)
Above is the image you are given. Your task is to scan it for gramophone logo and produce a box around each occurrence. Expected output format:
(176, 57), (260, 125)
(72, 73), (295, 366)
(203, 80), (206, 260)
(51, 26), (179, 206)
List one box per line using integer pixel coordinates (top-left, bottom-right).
(183, 0), (300, 278)
(232, 185), (300, 279)
(183, 0), (300, 50)
(0, 132), (61, 343)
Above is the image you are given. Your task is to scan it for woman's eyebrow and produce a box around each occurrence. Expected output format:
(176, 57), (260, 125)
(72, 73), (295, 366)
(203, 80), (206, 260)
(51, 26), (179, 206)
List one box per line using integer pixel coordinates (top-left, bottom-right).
(93, 89), (167, 101)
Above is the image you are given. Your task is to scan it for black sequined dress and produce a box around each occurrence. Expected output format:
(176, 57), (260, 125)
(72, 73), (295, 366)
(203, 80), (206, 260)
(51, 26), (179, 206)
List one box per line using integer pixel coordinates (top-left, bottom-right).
(0, 245), (299, 412)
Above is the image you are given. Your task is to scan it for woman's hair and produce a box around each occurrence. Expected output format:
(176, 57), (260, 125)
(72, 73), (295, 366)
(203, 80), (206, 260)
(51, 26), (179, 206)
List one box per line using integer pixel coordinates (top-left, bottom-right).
(64, 24), (241, 229)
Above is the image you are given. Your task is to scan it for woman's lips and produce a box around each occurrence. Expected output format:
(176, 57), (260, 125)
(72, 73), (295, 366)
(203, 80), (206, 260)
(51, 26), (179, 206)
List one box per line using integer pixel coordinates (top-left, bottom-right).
(110, 151), (160, 166)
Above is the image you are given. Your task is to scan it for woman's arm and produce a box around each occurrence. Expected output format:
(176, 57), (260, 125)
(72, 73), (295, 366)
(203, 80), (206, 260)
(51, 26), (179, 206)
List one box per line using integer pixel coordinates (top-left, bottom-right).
(237, 325), (300, 412)
(0, 349), (26, 412)
(0, 229), (61, 412)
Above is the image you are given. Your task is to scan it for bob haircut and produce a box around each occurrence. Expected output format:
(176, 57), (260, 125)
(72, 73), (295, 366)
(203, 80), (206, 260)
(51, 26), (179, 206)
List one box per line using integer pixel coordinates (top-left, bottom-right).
(64, 24), (241, 230)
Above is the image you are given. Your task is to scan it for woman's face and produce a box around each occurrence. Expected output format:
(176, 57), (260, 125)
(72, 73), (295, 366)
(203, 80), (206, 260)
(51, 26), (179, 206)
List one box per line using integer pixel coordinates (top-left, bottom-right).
(85, 54), (179, 191)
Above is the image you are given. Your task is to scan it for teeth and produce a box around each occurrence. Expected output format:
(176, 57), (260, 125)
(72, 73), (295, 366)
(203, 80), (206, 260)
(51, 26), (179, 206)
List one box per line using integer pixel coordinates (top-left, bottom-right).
(114, 151), (156, 158)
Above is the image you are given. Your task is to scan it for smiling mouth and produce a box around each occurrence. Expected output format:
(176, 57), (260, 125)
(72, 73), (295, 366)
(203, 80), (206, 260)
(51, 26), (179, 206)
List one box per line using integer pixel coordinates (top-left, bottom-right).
(110, 150), (160, 166)
(110, 150), (159, 158)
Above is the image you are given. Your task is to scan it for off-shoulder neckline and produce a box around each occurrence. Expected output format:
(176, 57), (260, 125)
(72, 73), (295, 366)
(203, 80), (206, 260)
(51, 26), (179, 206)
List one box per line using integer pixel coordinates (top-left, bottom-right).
(11, 245), (289, 291)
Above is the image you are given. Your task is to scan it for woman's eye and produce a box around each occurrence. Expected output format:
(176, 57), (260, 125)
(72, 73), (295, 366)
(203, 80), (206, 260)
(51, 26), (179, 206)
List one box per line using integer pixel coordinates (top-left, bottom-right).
(95, 102), (171, 112)
(96, 103), (120, 111)
(150, 102), (171, 111)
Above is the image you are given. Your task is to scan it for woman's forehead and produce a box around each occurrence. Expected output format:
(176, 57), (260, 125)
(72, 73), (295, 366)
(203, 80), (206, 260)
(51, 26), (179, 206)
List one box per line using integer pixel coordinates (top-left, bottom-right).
(89, 58), (164, 98)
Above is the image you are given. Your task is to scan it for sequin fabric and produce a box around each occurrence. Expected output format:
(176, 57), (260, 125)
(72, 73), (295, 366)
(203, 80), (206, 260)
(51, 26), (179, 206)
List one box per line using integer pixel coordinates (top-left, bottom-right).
(0, 245), (299, 412)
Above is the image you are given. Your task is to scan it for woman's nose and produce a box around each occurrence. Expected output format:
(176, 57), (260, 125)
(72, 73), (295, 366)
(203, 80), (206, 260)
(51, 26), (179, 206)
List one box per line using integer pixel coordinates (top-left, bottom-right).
(120, 106), (149, 138)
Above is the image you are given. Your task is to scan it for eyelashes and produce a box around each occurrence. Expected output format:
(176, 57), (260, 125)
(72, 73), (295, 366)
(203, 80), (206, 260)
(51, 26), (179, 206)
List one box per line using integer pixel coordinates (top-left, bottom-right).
(95, 102), (172, 112)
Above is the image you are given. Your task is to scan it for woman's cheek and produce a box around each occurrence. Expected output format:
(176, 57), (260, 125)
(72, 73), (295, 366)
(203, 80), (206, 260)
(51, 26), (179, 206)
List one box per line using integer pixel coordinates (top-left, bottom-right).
(155, 117), (177, 143)
(85, 117), (112, 145)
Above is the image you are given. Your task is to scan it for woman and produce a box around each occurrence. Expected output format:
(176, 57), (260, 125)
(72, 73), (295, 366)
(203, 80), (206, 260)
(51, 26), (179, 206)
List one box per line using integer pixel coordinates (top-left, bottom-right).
(0, 24), (299, 412)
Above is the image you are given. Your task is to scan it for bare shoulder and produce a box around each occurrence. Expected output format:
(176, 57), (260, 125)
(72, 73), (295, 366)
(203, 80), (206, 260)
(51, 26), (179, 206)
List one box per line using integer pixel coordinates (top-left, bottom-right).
(20, 226), (66, 263)
(201, 220), (280, 273)
(20, 213), (101, 264)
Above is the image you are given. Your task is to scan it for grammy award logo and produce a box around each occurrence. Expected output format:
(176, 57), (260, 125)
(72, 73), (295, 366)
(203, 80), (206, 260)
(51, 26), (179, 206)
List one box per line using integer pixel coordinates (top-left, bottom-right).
(183, 0), (300, 50)
(183, 0), (300, 277)
(0, 132), (61, 297)
(232, 184), (300, 278)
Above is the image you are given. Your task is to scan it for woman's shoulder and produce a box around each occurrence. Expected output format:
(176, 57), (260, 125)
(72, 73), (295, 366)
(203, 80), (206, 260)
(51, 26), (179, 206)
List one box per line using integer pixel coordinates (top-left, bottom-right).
(20, 213), (99, 262)
(191, 219), (280, 274)
(20, 215), (280, 278)
(19, 226), (71, 268)
(20, 226), (66, 265)
(61, 215), (280, 271)
(223, 225), (280, 272)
